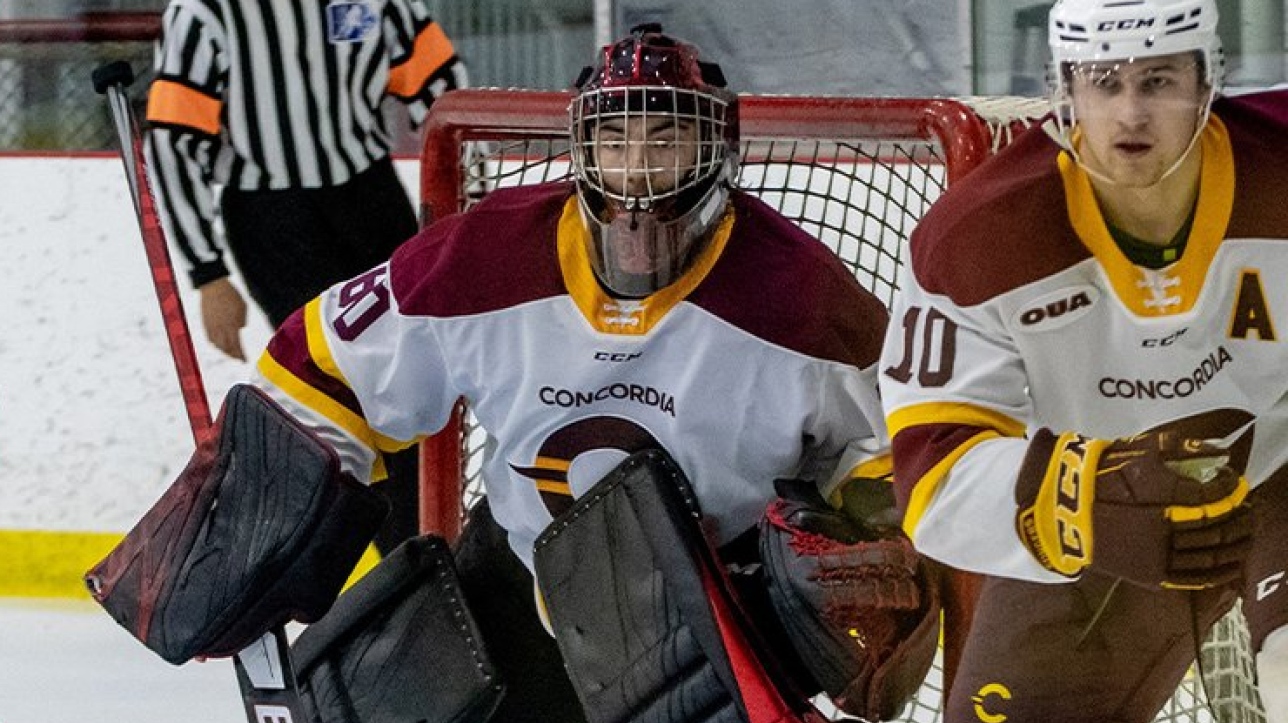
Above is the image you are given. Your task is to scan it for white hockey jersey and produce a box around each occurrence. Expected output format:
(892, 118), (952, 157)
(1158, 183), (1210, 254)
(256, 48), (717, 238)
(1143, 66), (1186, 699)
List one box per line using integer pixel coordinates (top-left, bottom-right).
(254, 183), (890, 569)
(878, 90), (1288, 582)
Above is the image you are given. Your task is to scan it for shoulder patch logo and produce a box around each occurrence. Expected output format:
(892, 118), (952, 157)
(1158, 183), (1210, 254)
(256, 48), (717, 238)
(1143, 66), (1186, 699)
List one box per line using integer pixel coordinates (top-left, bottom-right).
(326, 1), (378, 44)
(1013, 285), (1099, 331)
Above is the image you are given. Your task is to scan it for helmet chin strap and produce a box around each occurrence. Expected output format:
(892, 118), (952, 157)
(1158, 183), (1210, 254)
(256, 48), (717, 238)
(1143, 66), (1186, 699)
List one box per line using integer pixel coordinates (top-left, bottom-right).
(1044, 85), (1215, 188)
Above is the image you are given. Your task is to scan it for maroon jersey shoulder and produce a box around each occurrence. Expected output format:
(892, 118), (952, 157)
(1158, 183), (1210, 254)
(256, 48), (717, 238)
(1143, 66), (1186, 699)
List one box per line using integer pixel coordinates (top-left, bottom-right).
(390, 182), (574, 317)
(691, 191), (890, 369)
(1220, 91), (1288, 240)
(910, 126), (1091, 307)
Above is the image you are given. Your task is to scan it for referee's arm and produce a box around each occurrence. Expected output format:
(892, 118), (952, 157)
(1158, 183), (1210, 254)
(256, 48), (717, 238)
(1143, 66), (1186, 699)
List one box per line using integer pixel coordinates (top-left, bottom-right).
(145, 2), (230, 288)
(386, 0), (468, 128)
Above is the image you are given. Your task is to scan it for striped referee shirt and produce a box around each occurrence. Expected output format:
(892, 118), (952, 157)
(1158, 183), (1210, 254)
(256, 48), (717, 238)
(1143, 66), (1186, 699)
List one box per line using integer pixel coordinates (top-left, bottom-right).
(144, 0), (466, 287)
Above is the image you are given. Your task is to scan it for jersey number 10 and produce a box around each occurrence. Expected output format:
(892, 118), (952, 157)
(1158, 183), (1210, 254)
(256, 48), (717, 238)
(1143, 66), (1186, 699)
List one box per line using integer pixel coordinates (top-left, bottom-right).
(884, 305), (958, 388)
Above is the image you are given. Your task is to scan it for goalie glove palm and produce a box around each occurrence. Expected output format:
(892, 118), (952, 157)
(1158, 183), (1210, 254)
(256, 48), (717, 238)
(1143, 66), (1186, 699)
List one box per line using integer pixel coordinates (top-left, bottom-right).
(760, 478), (939, 721)
(1015, 427), (1252, 590)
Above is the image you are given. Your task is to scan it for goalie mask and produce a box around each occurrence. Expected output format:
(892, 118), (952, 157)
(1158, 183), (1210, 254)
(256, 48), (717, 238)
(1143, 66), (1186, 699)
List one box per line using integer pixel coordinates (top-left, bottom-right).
(1046, 0), (1223, 184)
(570, 23), (738, 298)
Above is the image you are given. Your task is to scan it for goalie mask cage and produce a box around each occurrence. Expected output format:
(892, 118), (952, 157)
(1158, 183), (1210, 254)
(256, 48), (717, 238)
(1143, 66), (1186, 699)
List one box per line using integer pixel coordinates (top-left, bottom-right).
(415, 88), (1265, 723)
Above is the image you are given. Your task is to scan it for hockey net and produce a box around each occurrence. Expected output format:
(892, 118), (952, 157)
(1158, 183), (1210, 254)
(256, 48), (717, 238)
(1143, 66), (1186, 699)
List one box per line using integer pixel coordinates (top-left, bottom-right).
(416, 88), (1264, 723)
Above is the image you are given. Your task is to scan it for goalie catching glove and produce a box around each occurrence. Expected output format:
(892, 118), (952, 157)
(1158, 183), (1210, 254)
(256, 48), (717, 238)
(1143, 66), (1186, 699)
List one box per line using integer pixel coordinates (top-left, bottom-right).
(759, 478), (940, 721)
(1015, 426), (1252, 590)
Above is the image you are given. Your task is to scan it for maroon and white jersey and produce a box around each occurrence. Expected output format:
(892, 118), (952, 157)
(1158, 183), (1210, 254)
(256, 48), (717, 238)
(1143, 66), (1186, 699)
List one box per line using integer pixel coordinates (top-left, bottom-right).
(253, 183), (890, 569)
(878, 91), (1288, 582)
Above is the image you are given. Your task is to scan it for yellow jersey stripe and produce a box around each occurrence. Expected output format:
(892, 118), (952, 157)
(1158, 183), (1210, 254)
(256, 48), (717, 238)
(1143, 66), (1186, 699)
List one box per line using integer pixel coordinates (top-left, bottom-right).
(886, 401), (1027, 440)
(902, 429), (1002, 539)
(305, 297), (351, 389)
(848, 452), (894, 481)
(256, 352), (407, 453)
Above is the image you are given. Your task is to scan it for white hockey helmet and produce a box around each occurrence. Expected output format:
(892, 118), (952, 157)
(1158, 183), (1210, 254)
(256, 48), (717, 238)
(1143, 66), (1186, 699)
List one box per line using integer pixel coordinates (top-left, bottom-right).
(1046, 0), (1224, 182)
(1049, 0), (1224, 98)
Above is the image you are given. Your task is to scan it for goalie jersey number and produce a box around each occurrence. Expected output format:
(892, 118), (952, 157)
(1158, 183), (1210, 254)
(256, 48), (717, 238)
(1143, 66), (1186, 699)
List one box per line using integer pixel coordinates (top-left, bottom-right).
(333, 266), (391, 341)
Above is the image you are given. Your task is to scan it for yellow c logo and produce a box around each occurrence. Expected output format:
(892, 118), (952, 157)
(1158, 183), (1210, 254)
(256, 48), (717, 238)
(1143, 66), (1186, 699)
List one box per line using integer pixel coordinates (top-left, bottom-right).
(971, 682), (1012, 723)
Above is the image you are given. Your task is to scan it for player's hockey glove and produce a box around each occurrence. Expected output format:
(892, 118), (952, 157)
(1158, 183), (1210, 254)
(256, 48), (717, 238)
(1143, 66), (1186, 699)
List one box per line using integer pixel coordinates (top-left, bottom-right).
(1015, 427), (1252, 590)
(760, 478), (940, 721)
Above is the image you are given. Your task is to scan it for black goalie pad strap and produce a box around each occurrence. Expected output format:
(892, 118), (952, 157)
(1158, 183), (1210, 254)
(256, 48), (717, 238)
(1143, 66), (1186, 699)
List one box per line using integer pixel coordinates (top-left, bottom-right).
(84, 383), (390, 664)
(534, 449), (820, 723)
(291, 534), (504, 723)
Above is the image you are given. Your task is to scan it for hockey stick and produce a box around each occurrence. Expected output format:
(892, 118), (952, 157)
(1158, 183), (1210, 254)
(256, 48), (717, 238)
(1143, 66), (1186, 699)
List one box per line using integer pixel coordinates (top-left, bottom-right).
(91, 60), (309, 723)
(91, 60), (211, 446)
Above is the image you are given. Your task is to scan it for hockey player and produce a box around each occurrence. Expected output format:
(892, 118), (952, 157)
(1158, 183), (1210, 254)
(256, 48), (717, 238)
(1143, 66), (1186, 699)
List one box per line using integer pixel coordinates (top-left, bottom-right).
(108, 24), (936, 723)
(877, 0), (1288, 721)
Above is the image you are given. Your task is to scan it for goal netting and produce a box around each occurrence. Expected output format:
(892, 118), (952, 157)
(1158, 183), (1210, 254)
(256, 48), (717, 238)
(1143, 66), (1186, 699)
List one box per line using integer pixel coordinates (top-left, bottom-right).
(415, 88), (1266, 723)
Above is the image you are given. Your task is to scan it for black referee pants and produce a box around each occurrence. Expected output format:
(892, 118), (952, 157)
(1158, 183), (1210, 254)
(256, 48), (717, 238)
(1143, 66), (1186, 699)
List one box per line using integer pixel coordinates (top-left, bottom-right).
(221, 157), (421, 554)
(220, 157), (417, 325)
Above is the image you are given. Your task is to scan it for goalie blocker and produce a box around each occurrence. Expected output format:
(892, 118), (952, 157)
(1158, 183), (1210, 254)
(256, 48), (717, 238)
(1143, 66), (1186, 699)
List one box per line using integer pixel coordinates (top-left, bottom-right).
(84, 384), (389, 664)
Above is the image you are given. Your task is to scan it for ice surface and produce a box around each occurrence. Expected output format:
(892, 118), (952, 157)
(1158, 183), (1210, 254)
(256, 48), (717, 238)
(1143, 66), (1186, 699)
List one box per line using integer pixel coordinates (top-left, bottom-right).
(0, 598), (244, 723)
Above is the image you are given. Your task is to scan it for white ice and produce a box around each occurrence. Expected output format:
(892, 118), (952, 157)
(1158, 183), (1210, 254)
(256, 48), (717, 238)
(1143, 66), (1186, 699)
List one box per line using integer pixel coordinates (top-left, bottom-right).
(0, 598), (244, 723)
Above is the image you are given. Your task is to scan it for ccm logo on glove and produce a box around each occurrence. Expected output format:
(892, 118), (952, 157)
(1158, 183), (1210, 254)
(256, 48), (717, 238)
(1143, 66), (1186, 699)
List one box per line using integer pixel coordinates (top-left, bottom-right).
(1015, 427), (1252, 590)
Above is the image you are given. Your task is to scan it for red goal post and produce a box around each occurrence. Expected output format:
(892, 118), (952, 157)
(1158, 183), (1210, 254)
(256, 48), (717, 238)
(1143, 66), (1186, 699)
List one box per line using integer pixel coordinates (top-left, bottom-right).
(414, 88), (1264, 723)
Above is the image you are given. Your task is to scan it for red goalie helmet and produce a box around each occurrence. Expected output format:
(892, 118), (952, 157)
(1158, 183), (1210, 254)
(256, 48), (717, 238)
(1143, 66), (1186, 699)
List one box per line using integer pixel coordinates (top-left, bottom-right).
(570, 24), (739, 297)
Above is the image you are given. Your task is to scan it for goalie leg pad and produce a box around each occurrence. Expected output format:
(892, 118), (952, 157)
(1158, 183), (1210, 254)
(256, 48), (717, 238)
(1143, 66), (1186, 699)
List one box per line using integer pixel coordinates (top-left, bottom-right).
(534, 449), (817, 723)
(84, 384), (390, 664)
(291, 534), (504, 723)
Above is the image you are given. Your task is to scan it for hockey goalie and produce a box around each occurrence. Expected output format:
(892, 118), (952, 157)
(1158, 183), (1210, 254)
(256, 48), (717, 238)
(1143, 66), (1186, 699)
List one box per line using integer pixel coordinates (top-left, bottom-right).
(84, 389), (939, 723)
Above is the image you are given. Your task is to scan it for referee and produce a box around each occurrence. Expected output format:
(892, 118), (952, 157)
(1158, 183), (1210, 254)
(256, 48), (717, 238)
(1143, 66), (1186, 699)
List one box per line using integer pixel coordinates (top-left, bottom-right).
(145, 0), (467, 553)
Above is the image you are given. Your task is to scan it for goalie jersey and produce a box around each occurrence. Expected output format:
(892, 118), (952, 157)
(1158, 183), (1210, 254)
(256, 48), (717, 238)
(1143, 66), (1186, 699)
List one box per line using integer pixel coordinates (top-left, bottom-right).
(253, 182), (890, 569)
(879, 90), (1288, 582)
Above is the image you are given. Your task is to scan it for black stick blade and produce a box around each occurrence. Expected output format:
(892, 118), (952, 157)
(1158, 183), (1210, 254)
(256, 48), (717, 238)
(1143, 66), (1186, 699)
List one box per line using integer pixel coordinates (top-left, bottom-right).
(92, 61), (135, 95)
